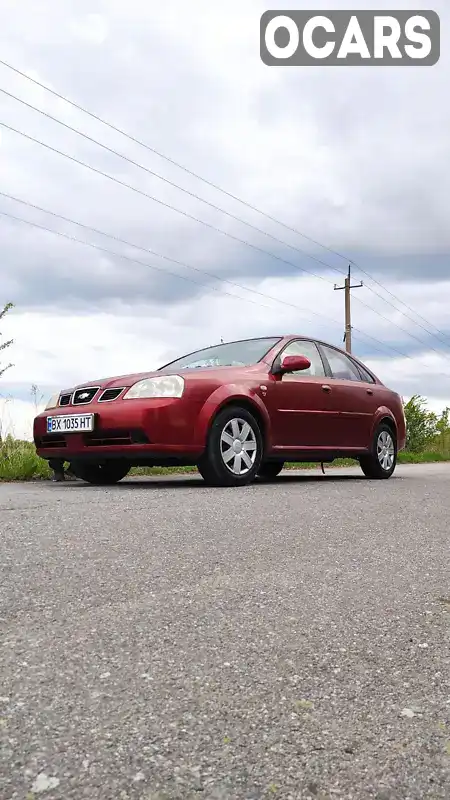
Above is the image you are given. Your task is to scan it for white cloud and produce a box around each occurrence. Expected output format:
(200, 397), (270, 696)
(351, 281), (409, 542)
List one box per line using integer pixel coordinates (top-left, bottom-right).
(3, 274), (449, 385)
(0, 397), (44, 441)
(1, 0), (450, 439)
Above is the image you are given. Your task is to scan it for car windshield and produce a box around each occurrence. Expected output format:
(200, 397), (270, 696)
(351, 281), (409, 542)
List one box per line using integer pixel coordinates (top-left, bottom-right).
(158, 337), (281, 371)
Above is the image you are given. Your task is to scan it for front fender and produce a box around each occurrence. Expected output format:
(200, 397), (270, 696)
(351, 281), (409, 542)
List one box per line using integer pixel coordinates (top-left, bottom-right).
(193, 385), (272, 448)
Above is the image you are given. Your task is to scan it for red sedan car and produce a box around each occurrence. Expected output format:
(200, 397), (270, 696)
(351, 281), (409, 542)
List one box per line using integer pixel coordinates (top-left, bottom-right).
(34, 335), (406, 487)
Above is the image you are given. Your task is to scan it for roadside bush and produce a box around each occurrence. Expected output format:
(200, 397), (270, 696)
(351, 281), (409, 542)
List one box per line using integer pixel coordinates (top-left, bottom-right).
(433, 406), (450, 453)
(403, 395), (450, 454)
(403, 395), (438, 452)
(0, 435), (51, 481)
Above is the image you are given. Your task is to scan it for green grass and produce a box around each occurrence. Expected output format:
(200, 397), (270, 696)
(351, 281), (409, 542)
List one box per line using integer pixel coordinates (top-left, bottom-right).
(1, 436), (450, 482)
(397, 450), (450, 464)
(0, 437), (52, 481)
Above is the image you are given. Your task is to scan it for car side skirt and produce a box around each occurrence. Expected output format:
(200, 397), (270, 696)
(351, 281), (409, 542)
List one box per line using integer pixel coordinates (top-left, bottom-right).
(38, 446), (372, 468)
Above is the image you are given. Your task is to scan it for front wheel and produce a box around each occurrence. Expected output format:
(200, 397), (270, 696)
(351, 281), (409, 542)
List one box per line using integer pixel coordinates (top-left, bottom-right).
(359, 424), (397, 479)
(71, 460), (130, 485)
(198, 406), (263, 487)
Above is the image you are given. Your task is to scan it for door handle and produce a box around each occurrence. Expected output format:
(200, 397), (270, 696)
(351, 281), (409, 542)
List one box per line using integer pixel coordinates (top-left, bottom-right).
(366, 388), (373, 395)
(321, 384), (331, 393)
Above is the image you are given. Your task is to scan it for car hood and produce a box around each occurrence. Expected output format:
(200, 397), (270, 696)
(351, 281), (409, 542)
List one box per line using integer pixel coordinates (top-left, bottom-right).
(61, 364), (262, 393)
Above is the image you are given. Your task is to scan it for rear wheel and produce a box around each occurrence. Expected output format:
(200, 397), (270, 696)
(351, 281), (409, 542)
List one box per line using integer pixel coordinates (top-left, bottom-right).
(257, 461), (285, 481)
(198, 405), (263, 487)
(72, 461), (130, 485)
(359, 423), (397, 479)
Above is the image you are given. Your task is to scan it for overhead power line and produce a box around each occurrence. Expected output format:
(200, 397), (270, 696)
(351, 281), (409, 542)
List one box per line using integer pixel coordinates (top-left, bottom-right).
(0, 86), (352, 280)
(1, 199), (449, 380)
(2, 74), (450, 355)
(1, 56), (448, 349)
(0, 120), (339, 287)
(1, 117), (448, 361)
(0, 58), (351, 263)
(0, 188), (440, 365)
(330, 265), (448, 359)
(0, 203), (358, 336)
(0, 189), (331, 316)
(0, 88), (345, 281)
(352, 293), (450, 358)
(353, 279), (450, 350)
(0, 208), (272, 311)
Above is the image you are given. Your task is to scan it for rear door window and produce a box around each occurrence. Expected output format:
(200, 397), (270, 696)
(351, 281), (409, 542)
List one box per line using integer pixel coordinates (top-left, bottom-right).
(355, 362), (376, 383)
(320, 345), (362, 381)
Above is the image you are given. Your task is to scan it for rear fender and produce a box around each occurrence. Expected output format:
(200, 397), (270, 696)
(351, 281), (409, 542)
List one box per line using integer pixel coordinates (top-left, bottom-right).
(371, 407), (397, 438)
(193, 385), (272, 449)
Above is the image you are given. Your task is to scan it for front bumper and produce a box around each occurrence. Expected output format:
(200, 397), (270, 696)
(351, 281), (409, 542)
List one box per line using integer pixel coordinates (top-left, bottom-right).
(34, 398), (204, 462)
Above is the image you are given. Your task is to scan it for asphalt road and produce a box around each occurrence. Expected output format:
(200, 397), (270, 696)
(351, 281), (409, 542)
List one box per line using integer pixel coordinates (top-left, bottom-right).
(1, 464), (449, 800)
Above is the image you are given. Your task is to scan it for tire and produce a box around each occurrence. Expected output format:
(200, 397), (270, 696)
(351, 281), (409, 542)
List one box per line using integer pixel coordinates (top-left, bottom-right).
(71, 460), (130, 485)
(197, 405), (263, 487)
(257, 461), (285, 481)
(359, 423), (397, 479)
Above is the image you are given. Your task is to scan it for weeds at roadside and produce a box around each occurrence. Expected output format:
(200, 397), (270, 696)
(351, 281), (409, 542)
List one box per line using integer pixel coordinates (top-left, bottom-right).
(1, 436), (450, 482)
(0, 436), (52, 481)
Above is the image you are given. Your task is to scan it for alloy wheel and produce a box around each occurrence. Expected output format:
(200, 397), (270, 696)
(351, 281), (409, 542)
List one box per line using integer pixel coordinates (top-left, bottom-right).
(220, 417), (258, 476)
(377, 430), (395, 471)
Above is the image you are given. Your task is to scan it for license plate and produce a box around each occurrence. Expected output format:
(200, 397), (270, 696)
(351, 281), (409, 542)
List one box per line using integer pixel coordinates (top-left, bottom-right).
(46, 414), (94, 433)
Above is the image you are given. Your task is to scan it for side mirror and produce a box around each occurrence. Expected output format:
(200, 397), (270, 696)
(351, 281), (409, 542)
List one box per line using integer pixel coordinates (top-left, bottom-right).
(279, 354), (311, 374)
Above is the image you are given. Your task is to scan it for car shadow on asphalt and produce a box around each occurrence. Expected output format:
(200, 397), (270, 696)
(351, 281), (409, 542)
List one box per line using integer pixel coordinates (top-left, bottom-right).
(63, 471), (374, 490)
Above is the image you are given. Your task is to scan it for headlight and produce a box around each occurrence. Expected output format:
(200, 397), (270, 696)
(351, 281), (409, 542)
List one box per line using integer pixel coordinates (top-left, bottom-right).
(45, 393), (59, 410)
(123, 375), (185, 400)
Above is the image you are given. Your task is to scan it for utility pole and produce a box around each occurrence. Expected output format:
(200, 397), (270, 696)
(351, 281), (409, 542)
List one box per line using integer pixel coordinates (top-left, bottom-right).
(334, 265), (363, 354)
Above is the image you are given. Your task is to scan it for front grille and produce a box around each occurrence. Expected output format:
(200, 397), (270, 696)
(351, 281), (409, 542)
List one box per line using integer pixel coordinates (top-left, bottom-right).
(59, 394), (71, 406)
(72, 387), (99, 405)
(98, 388), (124, 402)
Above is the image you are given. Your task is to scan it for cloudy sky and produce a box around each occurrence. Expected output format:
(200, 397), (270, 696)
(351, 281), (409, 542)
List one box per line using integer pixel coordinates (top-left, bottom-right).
(1, 0), (449, 439)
